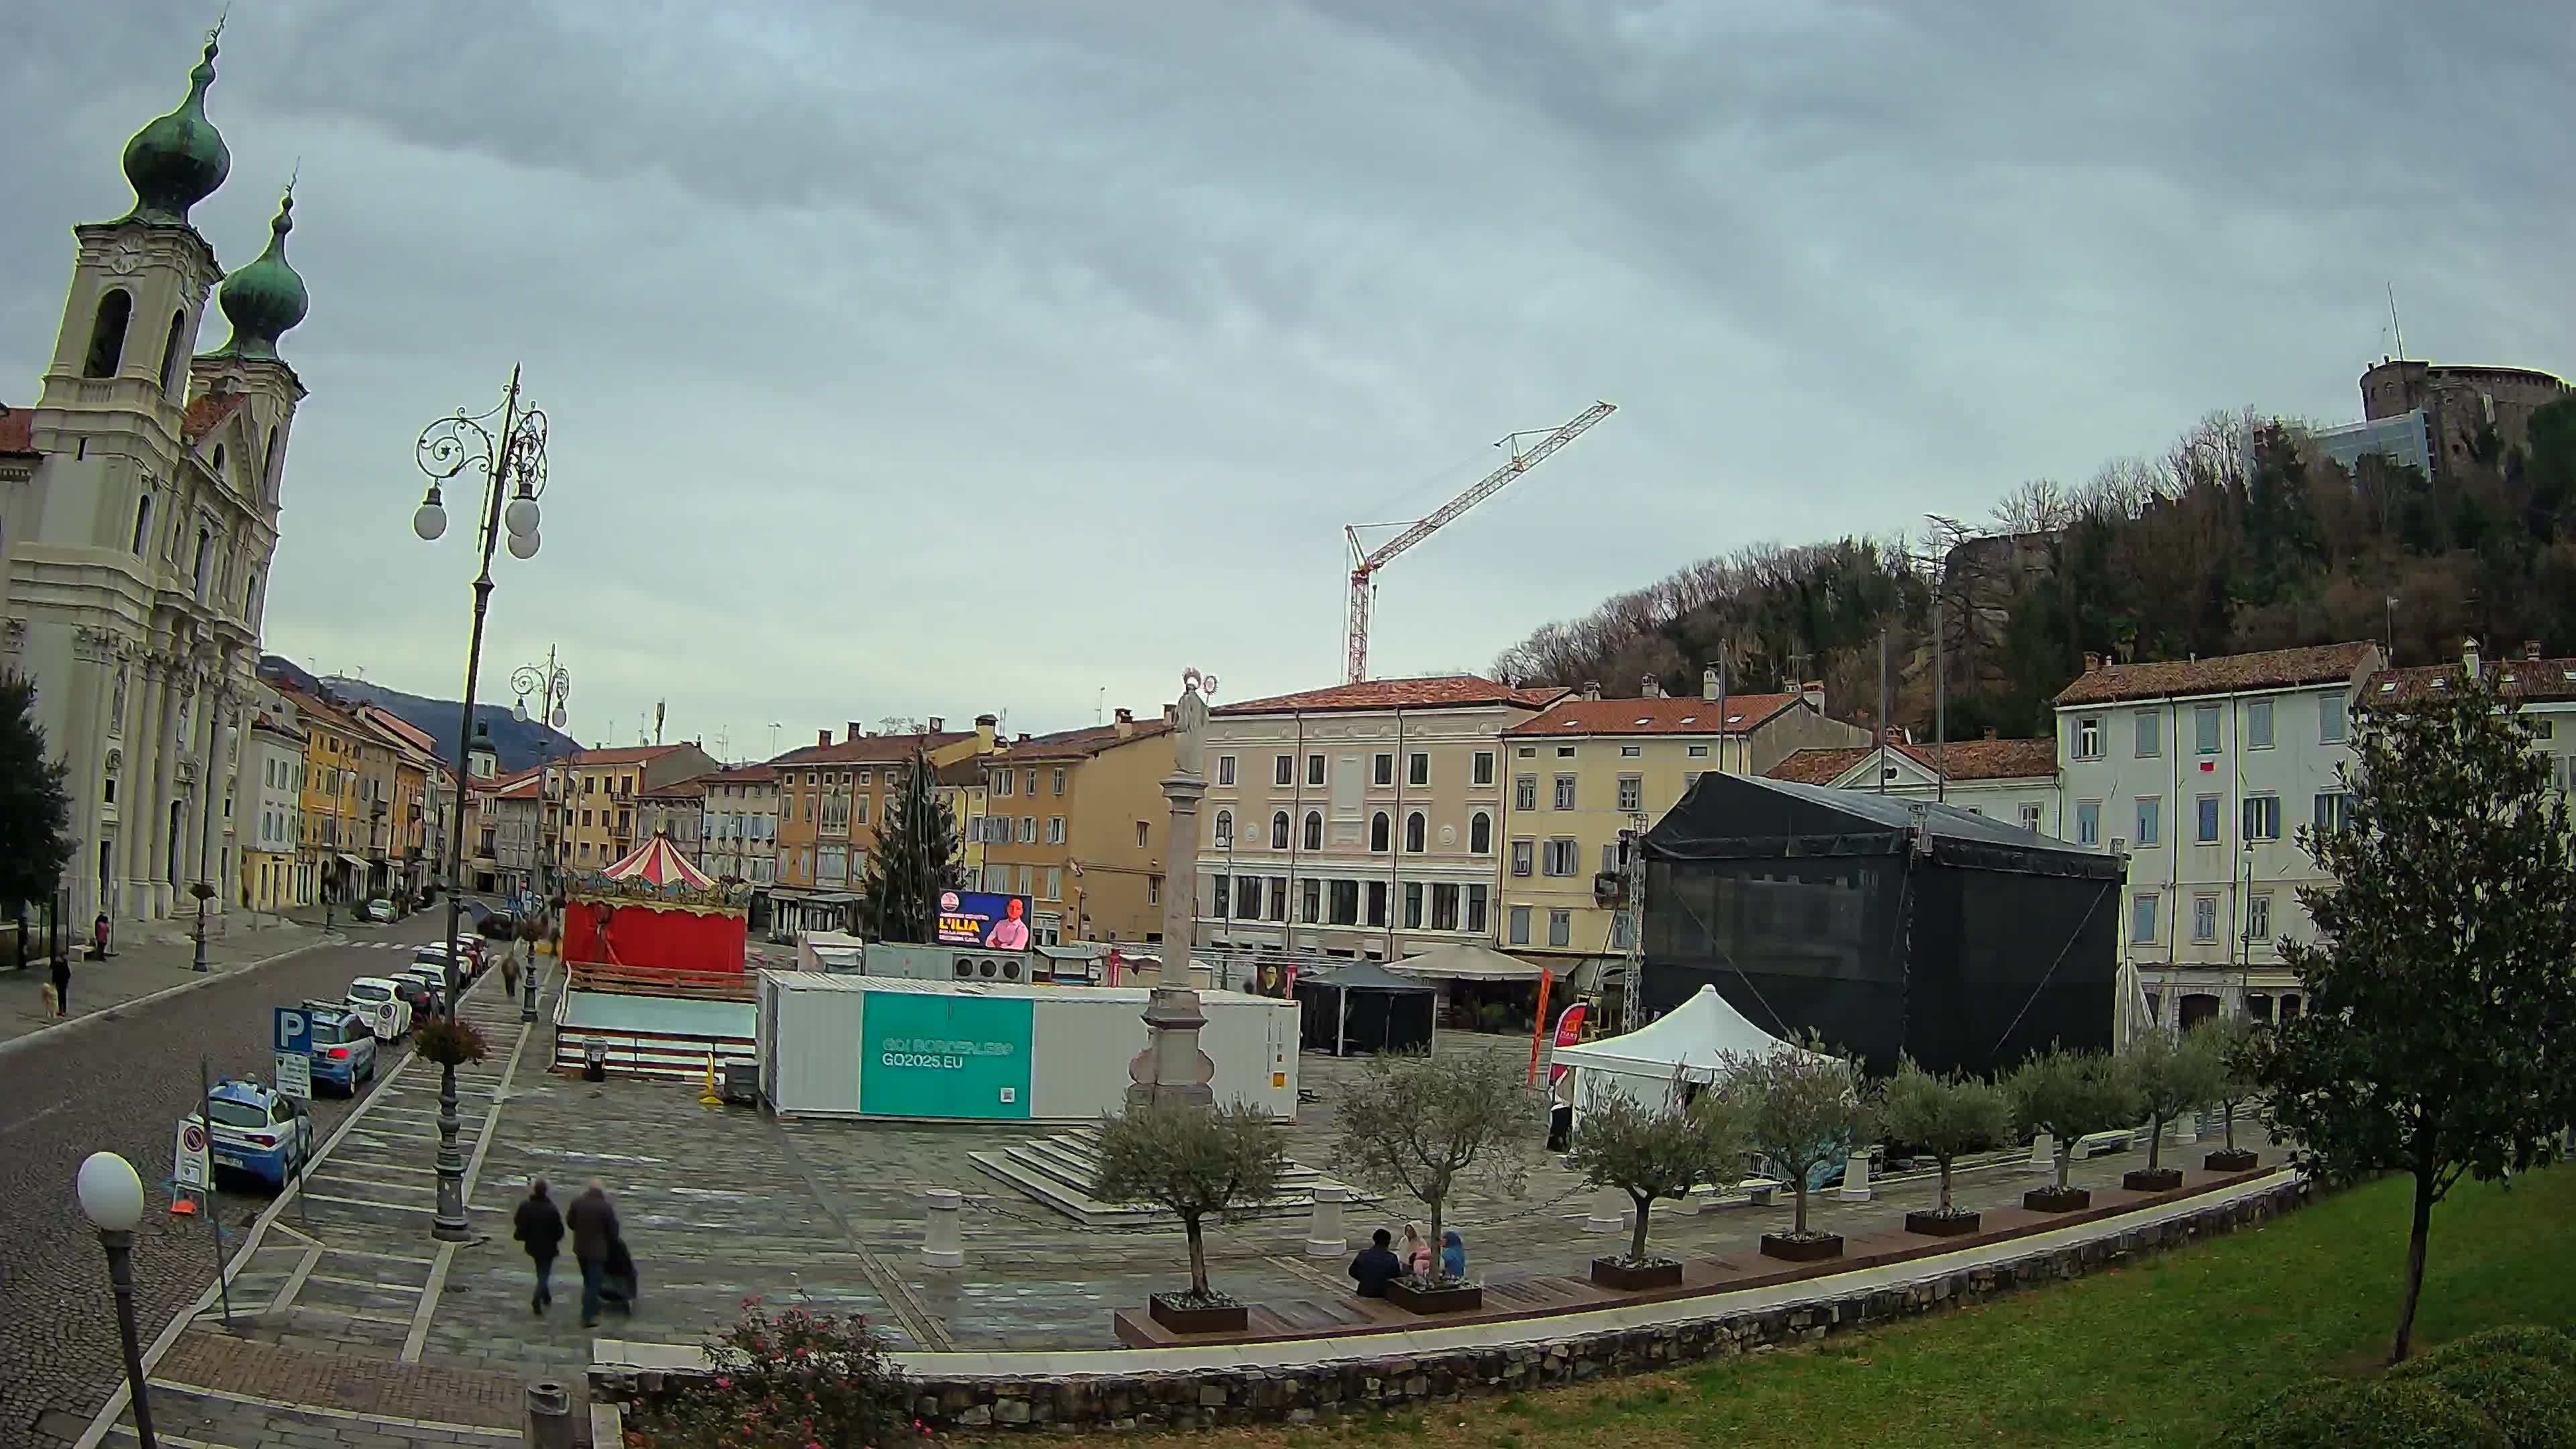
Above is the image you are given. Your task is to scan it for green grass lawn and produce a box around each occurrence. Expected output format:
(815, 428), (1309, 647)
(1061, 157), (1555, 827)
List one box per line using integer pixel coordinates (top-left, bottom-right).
(1096, 1165), (2575, 1448)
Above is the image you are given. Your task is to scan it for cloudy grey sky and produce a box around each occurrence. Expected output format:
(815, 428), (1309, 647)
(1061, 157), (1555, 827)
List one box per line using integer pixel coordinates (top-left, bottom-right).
(7, 2), (2569, 755)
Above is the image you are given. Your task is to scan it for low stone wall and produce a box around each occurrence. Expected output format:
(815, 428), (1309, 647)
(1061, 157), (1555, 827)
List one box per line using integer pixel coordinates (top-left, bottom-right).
(597, 1177), (2310, 1434)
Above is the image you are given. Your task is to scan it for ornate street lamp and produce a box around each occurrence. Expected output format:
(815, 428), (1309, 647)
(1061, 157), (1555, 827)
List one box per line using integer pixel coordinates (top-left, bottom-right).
(77, 1151), (158, 1448)
(411, 366), (548, 1242)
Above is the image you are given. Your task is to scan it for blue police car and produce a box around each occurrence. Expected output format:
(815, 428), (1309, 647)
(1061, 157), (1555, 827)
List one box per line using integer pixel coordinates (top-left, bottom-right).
(198, 1078), (313, 1191)
(301, 1002), (378, 1095)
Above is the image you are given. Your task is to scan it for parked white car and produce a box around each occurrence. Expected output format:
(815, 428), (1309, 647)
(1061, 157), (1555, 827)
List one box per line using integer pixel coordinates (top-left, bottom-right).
(343, 977), (414, 1040)
(363, 898), (397, 924)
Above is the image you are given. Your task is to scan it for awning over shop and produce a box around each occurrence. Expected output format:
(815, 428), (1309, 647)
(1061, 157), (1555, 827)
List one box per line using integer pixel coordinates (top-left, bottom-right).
(1389, 941), (1548, 981)
(336, 853), (368, 872)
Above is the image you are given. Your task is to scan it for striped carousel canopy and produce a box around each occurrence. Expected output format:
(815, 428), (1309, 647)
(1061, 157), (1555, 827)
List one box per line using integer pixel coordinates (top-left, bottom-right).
(598, 831), (714, 891)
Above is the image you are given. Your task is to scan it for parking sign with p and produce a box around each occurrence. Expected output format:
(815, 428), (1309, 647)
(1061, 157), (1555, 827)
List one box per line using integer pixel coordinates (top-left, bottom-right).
(272, 1006), (313, 1100)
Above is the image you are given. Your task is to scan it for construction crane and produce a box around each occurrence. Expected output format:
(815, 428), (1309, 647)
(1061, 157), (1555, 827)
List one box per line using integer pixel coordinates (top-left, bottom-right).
(1342, 400), (1616, 684)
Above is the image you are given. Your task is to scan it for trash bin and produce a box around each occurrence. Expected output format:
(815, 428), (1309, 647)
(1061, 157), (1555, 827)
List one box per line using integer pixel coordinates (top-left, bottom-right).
(720, 1061), (760, 1106)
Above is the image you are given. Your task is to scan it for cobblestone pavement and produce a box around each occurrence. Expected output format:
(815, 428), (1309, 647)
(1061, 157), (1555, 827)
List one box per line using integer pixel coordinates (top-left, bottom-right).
(58, 992), (2288, 1447)
(1, 914), (457, 1448)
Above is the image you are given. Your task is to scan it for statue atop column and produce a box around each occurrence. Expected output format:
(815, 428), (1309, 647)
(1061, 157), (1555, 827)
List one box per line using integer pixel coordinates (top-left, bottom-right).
(1171, 667), (1214, 779)
(1130, 666), (1222, 1112)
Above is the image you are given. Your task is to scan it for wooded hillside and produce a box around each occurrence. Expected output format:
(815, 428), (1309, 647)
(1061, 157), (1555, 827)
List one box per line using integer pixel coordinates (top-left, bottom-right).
(1493, 397), (2576, 741)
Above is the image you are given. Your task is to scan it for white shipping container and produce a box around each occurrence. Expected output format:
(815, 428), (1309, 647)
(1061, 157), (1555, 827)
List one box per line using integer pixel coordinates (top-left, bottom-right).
(757, 972), (1299, 1122)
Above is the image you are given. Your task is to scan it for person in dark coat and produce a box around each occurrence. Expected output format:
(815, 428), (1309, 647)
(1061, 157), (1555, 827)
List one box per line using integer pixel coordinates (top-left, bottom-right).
(566, 1179), (620, 1327)
(49, 951), (71, 1018)
(512, 1179), (564, 1314)
(1348, 1228), (1403, 1298)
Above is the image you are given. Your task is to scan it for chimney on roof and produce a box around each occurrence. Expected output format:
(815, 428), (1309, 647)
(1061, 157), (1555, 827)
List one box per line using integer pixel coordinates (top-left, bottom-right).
(1801, 680), (1824, 710)
(817, 728), (832, 748)
(1016, 733), (1030, 745)
(975, 714), (998, 752)
(1641, 675), (1664, 698)
(2462, 637), (2481, 678)
(848, 720), (864, 741)
(2083, 651), (2102, 673)
(928, 716), (945, 733)
(1114, 707), (1134, 738)
(1701, 666), (1720, 702)
(1983, 727), (1998, 741)
(2524, 640), (2542, 661)
(1580, 680), (1602, 701)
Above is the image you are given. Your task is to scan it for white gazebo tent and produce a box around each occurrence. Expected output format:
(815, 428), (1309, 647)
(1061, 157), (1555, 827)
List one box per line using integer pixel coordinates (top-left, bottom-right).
(1549, 984), (1831, 1122)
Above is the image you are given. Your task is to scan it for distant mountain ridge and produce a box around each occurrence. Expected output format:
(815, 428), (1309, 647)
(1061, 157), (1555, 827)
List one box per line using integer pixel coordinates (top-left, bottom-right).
(258, 655), (578, 775)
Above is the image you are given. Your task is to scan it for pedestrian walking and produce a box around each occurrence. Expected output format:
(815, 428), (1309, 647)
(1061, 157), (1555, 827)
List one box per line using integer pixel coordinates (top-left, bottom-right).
(566, 1179), (620, 1327)
(91, 913), (109, 961)
(49, 951), (71, 1018)
(512, 1179), (564, 1315)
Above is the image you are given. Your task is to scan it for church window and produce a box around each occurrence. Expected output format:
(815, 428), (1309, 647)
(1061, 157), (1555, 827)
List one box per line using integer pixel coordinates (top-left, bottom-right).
(194, 527), (213, 589)
(158, 311), (187, 396)
(84, 289), (133, 378)
(211, 444), (226, 480)
(130, 494), (153, 555)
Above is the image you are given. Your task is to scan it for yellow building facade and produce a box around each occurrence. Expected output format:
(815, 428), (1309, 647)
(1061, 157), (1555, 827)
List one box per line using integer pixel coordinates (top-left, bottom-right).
(979, 710), (1173, 947)
(1498, 682), (1868, 973)
(278, 686), (376, 905)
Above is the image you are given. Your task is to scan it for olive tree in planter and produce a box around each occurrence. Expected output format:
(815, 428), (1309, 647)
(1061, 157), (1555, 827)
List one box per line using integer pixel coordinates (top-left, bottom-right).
(2006, 1046), (2138, 1212)
(1092, 1101), (1287, 1335)
(2196, 1016), (2265, 1172)
(1564, 1082), (1747, 1289)
(1327, 1051), (1534, 1313)
(2121, 1026), (2223, 1191)
(1879, 1058), (2012, 1237)
(1717, 1033), (1871, 1263)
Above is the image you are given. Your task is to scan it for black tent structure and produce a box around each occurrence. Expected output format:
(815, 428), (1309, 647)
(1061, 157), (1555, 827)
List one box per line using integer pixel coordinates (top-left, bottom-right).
(1295, 959), (1438, 1057)
(1640, 771), (2121, 1078)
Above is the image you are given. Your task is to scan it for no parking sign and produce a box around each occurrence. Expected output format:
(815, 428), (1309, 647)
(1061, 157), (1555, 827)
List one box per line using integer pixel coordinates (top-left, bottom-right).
(173, 1118), (208, 1191)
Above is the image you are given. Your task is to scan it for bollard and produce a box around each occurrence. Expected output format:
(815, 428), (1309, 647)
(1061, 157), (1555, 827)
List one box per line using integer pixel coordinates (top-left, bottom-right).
(921, 1187), (965, 1268)
(1303, 1184), (1349, 1258)
(1835, 1150), (1873, 1202)
(2027, 1131), (2055, 1171)
(1583, 1186), (1627, 1234)
(2171, 1110), (2198, 1146)
(525, 1380), (574, 1449)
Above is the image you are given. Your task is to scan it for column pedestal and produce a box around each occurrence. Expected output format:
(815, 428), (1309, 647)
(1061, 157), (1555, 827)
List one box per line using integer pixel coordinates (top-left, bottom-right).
(922, 1187), (965, 1268)
(1303, 1183), (1348, 1258)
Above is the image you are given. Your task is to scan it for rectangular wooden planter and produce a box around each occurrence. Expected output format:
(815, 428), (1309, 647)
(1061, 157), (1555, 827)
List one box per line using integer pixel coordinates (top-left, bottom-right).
(2204, 1148), (2261, 1172)
(1148, 1293), (1248, 1335)
(1591, 1256), (1684, 1291)
(1760, 1232), (1844, 1263)
(2023, 1187), (2092, 1214)
(1384, 1278), (1483, 1314)
(1904, 1210), (1981, 1237)
(2122, 1167), (2184, 1193)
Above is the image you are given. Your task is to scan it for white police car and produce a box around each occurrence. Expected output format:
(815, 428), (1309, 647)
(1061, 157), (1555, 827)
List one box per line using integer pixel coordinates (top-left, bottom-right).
(197, 1078), (313, 1191)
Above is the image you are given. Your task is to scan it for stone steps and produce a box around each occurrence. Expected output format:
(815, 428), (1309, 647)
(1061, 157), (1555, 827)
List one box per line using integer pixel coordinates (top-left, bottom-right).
(968, 1125), (1371, 1228)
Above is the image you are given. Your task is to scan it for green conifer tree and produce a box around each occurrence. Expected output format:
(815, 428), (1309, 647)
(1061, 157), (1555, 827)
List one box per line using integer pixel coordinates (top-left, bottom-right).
(0, 672), (74, 946)
(858, 748), (963, 943)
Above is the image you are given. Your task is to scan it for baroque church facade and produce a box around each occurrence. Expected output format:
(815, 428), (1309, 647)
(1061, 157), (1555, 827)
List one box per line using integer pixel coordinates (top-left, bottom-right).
(0, 29), (312, 930)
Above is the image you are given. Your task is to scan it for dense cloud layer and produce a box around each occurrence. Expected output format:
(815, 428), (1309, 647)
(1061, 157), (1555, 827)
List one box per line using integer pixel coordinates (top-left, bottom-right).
(4, 2), (2567, 752)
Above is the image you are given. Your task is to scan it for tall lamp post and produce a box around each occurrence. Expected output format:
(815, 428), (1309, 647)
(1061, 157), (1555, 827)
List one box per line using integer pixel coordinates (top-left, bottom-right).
(510, 652), (570, 1025)
(77, 1151), (158, 1448)
(411, 366), (549, 1242)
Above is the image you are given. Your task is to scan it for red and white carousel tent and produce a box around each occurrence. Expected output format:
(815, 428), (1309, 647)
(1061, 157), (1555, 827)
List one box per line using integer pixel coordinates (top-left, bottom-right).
(596, 833), (715, 891)
(560, 829), (747, 976)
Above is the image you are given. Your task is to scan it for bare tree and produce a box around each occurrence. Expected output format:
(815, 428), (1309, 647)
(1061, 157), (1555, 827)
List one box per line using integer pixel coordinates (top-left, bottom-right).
(1093, 1102), (1287, 1305)
(1326, 1053), (1536, 1283)
(1565, 1083), (1747, 1264)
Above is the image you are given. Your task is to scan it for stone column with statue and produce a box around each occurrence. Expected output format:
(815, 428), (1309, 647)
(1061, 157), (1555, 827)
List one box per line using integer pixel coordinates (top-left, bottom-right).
(1126, 667), (1220, 1113)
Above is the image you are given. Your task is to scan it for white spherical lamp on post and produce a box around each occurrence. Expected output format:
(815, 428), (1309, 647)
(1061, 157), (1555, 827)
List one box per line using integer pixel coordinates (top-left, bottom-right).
(77, 1151), (158, 1447)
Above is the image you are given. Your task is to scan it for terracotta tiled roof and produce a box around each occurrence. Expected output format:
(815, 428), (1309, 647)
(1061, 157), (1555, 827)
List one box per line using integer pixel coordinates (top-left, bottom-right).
(1504, 693), (1803, 737)
(1214, 676), (1565, 716)
(767, 731), (974, 767)
(637, 777), (708, 799)
(357, 706), (443, 759)
(2052, 643), (2378, 707)
(276, 684), (364, 735)
(573, 744), (689, 767)
(998, 719), (1174, 761)
(1768, 737), (2059, 786)
(0, 406), (34, 455)
(249, 712), (305, 741)
(2367, 655), (2576, 706)
(700, 763), (777, 784)
(182, 393), (247, 444)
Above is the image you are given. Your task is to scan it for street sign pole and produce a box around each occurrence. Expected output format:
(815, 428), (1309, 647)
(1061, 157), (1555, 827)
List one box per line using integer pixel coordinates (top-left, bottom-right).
(199, 1057), (234, 1327)
(274, 1007), (315, 1230)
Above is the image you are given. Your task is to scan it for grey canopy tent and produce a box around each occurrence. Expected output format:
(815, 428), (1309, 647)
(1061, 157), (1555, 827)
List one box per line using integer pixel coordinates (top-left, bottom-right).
(1295, 959), (1438, 1056)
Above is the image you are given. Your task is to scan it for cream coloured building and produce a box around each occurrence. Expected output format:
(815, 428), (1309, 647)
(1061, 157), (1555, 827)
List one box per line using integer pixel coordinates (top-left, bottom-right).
(0, 32), (312, 929)
(1497, 674), (1869, 974)
(1192, 676), (1562, 961)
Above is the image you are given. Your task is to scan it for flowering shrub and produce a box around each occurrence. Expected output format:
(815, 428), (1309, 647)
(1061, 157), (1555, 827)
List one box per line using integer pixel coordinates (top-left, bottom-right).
(627, 1299), (910, 1449)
